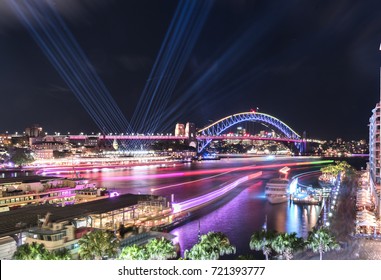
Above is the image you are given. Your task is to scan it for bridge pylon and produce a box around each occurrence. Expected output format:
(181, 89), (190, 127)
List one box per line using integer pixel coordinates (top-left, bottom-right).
(185, 122), (197, 149)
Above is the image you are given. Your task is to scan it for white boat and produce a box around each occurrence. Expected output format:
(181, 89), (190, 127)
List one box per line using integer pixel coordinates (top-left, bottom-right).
(265, 178), (290, 204)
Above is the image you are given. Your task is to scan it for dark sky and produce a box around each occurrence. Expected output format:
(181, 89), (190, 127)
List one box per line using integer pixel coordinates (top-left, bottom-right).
(1, 0), (381, 140)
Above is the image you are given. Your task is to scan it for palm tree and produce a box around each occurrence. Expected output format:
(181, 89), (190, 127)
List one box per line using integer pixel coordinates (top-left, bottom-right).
(49, 248), (72, 260)
(78, 230), (119, 260)
(271, 232), (304, 260)
(13, 242), (50, 260)
(306, 227), (340, 260)
(184, 231), (236, 260)
(184, 242), (216, 260)
(249, 230), (276, 260)
(118, 244), (148, 260)
(145, 237), (177, 260)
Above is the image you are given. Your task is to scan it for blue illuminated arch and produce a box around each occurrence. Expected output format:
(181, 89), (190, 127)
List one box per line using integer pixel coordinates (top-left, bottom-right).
(197, 112), (301, 152)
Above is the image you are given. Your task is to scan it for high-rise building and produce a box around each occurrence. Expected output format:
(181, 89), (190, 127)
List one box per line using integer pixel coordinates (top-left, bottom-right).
(369, 105), (381, 216)
(25, 124), (43, 137)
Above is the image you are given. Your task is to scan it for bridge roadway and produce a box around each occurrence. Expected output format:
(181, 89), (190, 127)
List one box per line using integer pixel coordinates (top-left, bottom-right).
(66, 134), (304, 142)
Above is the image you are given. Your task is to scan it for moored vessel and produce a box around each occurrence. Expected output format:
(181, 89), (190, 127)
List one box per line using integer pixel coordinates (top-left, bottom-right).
(265, 178), (290, 204)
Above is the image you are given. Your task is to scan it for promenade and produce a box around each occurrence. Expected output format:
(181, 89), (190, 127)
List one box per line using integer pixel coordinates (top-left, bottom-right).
(296, 171), (381, 260)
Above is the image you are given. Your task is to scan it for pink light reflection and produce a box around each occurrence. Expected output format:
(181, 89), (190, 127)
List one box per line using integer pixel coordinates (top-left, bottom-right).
(172, 171), (262, 213)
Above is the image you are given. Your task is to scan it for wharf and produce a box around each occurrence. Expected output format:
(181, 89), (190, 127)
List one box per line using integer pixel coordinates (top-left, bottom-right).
(0, 193), (156, 238)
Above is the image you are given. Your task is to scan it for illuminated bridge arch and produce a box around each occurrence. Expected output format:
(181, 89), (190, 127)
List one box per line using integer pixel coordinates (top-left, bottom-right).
(197, 112), (301, 152)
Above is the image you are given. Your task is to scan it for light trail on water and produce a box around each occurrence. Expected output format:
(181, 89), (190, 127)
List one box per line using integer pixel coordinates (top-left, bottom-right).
(150, 165), (255, 192)
(172, 171), (263, 213)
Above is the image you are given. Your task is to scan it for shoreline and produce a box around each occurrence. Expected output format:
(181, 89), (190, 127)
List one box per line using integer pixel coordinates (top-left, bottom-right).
(295, 170), (381, 260)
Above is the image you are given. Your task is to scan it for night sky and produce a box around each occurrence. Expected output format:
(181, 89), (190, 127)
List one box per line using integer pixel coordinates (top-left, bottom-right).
(1, 0), (381, 140)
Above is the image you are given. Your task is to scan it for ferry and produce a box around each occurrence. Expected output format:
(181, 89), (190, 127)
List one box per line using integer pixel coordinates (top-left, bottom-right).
(0, 177), (116, 211)
(151, 212), (192, 232)
(0, 177), (90, 211)
(265, 178), (290, 204)
(74, 186), (119, 204)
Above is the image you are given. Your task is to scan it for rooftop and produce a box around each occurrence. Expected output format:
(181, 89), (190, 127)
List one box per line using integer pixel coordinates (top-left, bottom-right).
(0, 193), (155, 238)
(0, 176), (65, 184)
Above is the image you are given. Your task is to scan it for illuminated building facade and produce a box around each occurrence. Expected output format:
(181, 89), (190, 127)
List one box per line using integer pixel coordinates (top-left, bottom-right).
(369, 103), (381, 217)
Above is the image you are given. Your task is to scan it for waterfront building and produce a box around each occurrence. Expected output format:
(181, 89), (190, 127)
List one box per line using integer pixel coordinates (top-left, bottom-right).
(24, 215), (92, 259)
(30, 135), (71, 159)
(0, 134), (12, 148)
(32, 149), (54, 159)
(11, 135), (29, 148)
(369, 103), (381, 217)
(0, 194), (171, 239)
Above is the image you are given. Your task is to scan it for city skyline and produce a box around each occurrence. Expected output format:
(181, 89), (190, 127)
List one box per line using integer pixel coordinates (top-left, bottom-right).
(1, 0), (381, 139)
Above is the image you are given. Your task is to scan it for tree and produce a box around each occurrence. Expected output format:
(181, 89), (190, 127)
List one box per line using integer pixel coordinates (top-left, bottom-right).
(78, 230), (119, 260)
(8, 148), (34, 167)
(184, 231), (236, 260)
(145, 237), (177, 260)
(118, 244), (148, 260)
(49, 248), (72, 260)
(13, 242), (51, 260)
(118, 237), (177, 260)
(249, 230), (276, 260)
(306, 227), (340, 260)
(271, 232), (304, 260)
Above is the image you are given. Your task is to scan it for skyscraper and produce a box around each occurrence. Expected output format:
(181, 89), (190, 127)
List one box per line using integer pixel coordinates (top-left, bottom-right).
(369, 103), (380, 217)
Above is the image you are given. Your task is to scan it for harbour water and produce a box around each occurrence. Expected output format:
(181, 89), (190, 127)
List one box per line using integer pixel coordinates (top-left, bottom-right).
(83, 156), (361, 257)
(1, 156), (367, 257)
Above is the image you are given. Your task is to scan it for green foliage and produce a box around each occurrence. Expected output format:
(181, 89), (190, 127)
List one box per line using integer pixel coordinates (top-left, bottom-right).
(145, 237), (177, 260)
(13, 242), (50, 260)
(306, 227), (340, 260)
(9, 148), (34, 166)
(249, 230), (276, 260)
(118, 237), (177, 260)
(118, 244), (148, 260)
(78, 230), (119, 260)
(271, 232), (304, 260)
(12, 242), (71, 260)
(184, 231), (236, 260)
(320, 161), (351, 177)
(49, 248), (72, 260)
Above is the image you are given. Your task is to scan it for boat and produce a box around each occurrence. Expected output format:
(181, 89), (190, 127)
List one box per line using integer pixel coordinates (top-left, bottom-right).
(74, 186), (118, 204)
(265, 178), (290, 204)
(151, 212), (192, 232)
(0, 177), (90, 210)
(291, 192), (322, 205)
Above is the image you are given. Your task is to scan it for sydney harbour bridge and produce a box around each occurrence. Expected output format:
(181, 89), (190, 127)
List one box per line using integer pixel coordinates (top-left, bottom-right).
(65, 111), (322, 153)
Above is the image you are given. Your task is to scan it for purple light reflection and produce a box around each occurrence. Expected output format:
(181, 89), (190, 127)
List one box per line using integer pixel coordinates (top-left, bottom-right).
(172, 171), (262, 213)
